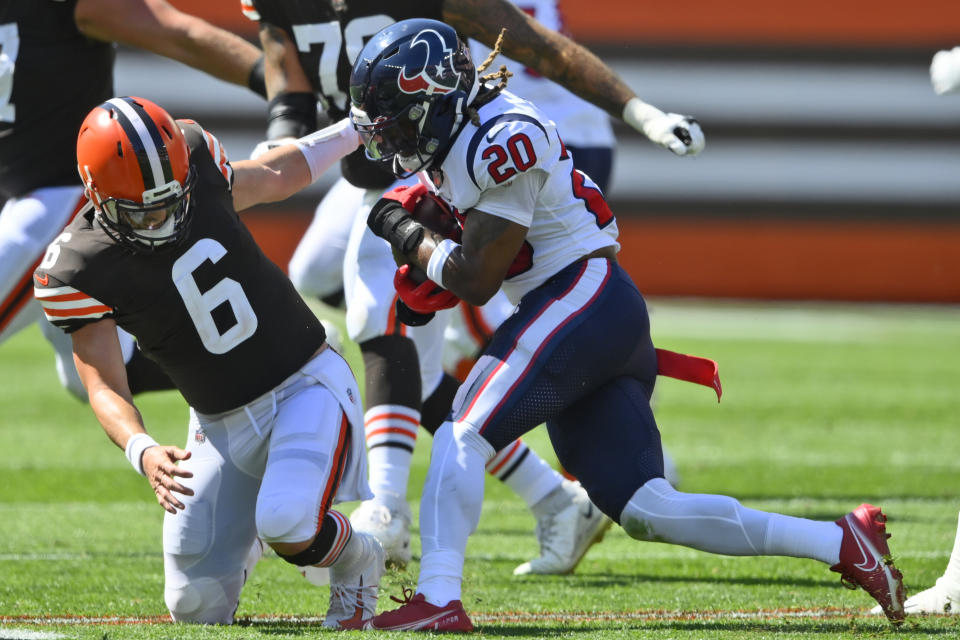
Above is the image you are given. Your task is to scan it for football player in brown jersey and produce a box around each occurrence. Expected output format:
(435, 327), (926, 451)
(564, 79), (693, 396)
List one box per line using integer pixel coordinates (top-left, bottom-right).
(33, 96), (384, 628)
(0, 0), (265, 401)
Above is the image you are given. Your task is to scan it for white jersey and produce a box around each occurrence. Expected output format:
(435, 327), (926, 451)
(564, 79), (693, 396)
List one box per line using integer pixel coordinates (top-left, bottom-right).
(468, 0), (614, 149)
(424, 90), (619, 306)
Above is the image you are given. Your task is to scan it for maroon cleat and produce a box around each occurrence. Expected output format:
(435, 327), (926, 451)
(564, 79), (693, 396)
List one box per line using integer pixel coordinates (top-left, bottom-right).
(830, 503), (906, 624)
(366, 588), (474, 632)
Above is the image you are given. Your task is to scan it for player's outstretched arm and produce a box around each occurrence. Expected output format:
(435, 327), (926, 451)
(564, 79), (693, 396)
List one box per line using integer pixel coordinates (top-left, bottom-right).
(931, 46), (960, 95)
(443, 0), (704, 156)
(75, 0), (266, 97)
(71, 319), (194, 514)
(230, 118), (360, 212)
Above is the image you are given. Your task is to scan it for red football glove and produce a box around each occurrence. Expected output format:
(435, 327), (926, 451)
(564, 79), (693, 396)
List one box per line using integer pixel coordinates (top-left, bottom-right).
(394, 264), (460, 314)
(381, 183), (429, 211)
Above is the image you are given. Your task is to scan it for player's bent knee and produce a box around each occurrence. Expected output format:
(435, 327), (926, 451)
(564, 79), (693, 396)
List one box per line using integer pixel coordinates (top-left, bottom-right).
(165, 577), (236, 624)
(255, 496), (311, 544)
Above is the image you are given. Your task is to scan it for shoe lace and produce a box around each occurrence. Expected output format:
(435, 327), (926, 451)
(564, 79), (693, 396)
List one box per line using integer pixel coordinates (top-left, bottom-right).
(329, 581), (377, 617)
(389, 586), (416, 606)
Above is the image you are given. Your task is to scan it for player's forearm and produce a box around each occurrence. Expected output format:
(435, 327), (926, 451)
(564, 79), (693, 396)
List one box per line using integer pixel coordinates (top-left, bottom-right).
(77, 0), (261, 89)
(258, 23), (314, 99)
(443, 0), (634, 117)
(232, 119), (359, 211)
(86, 383), (148, 451)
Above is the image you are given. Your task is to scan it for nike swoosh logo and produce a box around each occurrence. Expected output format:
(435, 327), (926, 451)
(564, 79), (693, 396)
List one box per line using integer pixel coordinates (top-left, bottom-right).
(846, 515), (880, 572)
(34, 272), (49, 286)
(584, 504), (593, 519)
(485, 125), (505, 143)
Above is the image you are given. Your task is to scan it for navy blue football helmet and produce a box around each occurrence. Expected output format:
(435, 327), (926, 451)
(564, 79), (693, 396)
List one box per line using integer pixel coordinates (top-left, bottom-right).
(349, 19), (478, 177)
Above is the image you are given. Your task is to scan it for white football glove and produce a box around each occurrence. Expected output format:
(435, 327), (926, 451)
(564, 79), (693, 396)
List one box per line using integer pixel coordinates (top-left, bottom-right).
(622, 97), (705, 156)
(930, 46), (960, 96)
(250, 136), (296, 160)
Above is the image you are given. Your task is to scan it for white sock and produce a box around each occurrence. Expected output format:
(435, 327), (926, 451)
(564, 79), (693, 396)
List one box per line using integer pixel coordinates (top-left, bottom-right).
(622, 478), (841, 562)
(330, 528), (367, 576)
(418, 422), (492, 606)
(486, 439), (562, 508)
(941, 510), (960, 591)
(765, 512), (843, 565)
(363, 404), (419, 499)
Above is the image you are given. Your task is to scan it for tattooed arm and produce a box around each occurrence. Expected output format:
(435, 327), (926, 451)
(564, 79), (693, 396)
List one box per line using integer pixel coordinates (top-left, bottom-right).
(443, 0), (629, 116)
(442, 0), (705, 155)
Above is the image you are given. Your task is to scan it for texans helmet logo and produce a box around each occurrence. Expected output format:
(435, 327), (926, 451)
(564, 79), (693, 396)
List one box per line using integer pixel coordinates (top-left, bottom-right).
(398, 29), (460, 95)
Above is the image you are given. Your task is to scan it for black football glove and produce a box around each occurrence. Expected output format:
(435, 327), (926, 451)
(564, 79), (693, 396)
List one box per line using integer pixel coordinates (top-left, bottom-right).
(367, 199), (424, 255)
(395, 299), (435, 326)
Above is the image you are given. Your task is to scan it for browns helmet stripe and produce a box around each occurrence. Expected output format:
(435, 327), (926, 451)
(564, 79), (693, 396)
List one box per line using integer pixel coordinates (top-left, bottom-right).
(101, 97), (174, 191)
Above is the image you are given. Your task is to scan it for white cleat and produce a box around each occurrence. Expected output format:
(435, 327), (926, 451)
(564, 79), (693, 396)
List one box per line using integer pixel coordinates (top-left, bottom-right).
(323, 532), (386, 629)
(872, 578), (960, 615)
(513, 480), (613, 575)
(349, 492), (412, 568)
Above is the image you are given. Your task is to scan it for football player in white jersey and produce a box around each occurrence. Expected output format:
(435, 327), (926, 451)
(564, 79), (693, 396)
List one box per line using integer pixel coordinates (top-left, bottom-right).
(247, 0), (702, 575)
(0, 0), (267, 400)
(353, 19), (907, 631)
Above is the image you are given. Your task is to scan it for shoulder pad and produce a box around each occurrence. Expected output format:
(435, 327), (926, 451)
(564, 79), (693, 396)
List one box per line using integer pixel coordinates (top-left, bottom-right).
(179, 119), (233, 185)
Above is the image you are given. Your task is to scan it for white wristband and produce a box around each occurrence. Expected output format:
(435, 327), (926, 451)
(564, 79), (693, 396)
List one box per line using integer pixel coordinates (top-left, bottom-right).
(294, 118), (361, 182)
(621, 97), (665, 133)
(124, 432), (159, 477)
(426, 238), (459, 287)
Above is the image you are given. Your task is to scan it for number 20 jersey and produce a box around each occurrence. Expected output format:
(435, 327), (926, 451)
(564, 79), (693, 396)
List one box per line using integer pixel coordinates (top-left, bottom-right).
(425, 90), (620, 306)
(33, 122), (325, 414)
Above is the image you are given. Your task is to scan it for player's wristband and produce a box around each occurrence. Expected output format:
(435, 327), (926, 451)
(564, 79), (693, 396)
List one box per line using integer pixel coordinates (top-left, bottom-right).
(124, 432), (159, 477)
(295, 118), (361, 182)
(426, 238), (458, 287)
(622, 97), (665, 133)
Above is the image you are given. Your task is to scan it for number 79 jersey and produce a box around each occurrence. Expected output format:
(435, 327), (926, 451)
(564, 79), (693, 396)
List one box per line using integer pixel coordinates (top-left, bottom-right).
(425, 90), (620, 306)
(33, 122), (325, 414)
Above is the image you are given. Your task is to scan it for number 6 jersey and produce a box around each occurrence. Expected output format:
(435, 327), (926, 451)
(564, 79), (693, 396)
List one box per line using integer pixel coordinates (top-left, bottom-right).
(33, 121), (326, 414)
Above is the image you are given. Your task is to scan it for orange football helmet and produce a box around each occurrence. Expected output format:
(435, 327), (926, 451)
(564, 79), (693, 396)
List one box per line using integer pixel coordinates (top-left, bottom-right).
(76, 96), (195, 251)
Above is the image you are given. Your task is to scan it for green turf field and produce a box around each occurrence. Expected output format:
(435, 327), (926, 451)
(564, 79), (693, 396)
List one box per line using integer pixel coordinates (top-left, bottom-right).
(1, 299), (958, 639)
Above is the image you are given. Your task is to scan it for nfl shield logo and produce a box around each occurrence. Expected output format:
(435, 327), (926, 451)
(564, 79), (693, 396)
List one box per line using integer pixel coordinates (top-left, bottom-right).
(346, 388), (355, 404)
(194, 427), (206, 444)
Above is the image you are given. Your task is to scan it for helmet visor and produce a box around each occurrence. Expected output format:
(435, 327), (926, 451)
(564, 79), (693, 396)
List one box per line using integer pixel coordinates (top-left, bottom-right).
(100, 167), (196, 236)
(351, 105), (422, 162)
(110, 197), (188, 230)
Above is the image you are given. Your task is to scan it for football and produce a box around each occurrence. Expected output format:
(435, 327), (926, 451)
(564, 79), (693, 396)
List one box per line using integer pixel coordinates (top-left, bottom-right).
(410, 192), (460, 240)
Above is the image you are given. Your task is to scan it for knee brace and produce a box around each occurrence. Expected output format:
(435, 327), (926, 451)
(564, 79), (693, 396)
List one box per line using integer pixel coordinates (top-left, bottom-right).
(274, 510), (352, 568)
(165, 575), (240, 624)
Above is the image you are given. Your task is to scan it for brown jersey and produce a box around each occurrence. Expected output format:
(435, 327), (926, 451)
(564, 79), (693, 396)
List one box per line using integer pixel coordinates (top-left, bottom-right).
(33, 121), (325, 414)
